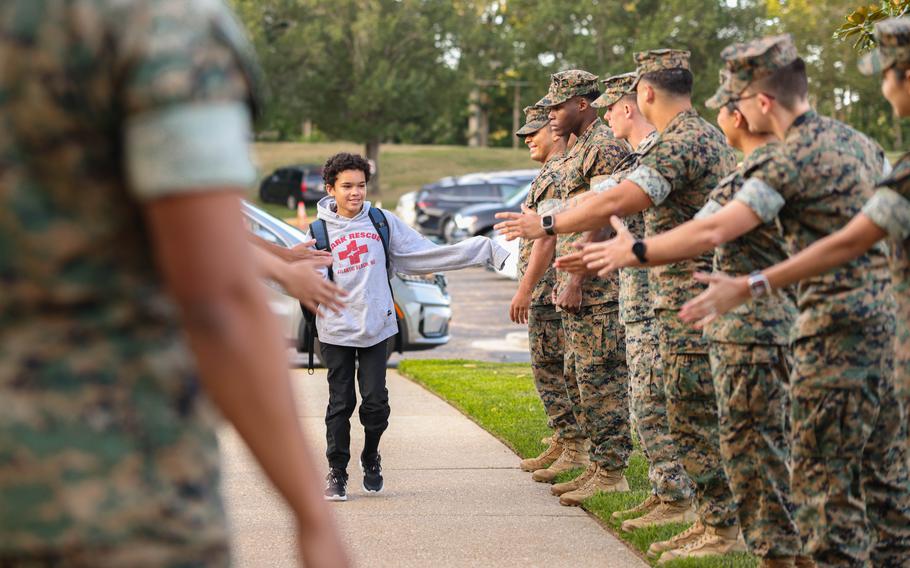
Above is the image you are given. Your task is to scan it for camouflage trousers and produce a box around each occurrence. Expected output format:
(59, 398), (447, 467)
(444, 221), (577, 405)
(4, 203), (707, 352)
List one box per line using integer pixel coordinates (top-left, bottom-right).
(625, 318), (694, 502)
(790, 323), (910, 567)
(528, 306), (580, 440)
(562, 304), (632, 470)
(657, 310), (737, 529)
(710, 342), (801, 559)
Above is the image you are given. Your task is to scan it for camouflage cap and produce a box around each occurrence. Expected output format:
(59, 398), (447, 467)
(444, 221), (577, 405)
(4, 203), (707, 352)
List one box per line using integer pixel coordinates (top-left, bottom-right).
(515, 105), (550, 136)
(592, 72), (637, 109)
(708, 34), (798, 107)
(630, 49), (691, 89)
(859, 17), (910, 76)
(705, 69), (738, 110)
(535, 70), (599, 108)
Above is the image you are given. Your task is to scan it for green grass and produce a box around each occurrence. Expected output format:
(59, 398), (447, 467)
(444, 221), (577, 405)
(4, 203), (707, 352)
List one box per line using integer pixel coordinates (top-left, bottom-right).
(398, 359), (758, 568)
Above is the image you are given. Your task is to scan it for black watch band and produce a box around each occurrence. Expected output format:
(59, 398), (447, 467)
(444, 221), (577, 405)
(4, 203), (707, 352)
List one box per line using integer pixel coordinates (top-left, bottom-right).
(632, 240), (648, 264)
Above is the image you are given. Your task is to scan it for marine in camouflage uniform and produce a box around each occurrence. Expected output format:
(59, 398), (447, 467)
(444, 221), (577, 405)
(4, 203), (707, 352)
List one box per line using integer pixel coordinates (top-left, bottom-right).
(624, 50), (739, 535)
(728, 34), (910, 567)
(592, 74), (696, 515)
(535, 70), (633, 505)
(0, 0), (259, 564)
(859, 17), (910, 411)
(515, 106), (581, 452)
(697, 73), (804, 558)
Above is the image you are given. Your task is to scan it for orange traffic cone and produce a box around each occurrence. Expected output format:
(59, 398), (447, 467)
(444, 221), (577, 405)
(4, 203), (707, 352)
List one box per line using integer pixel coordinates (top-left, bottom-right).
(297, 202), (309, 230)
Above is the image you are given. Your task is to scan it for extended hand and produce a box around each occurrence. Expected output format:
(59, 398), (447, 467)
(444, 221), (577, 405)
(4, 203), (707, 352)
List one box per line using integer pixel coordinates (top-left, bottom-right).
(494, 205), (545, 241)
(287, 240), (333, 262)
(580, 216), (637, 277)
(280, 259), (346, 315)
(678, 272), (750, 328)
(554, 250), (595, 276)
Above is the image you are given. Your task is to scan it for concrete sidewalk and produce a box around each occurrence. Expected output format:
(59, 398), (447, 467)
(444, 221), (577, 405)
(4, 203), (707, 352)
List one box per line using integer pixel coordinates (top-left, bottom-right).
(221, 369), (646, 567)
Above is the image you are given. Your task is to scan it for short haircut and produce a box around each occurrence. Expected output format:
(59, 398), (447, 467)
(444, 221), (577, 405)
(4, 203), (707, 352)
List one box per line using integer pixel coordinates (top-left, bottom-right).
(640, 68), (693, 97)
(581, 90), (602, 103)
(890, 66), (907, 83)
(751, 57), (809, 111)
(617, 93), (639, 107)
(323, 152), (371, 186)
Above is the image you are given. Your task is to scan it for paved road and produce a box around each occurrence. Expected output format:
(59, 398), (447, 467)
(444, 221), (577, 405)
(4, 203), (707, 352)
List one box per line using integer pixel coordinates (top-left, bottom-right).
(222, 369), (645, 568)
(390, 266), (531, 364)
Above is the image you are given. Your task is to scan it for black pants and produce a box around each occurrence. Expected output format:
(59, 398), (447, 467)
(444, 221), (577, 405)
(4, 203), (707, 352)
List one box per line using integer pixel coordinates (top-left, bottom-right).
(322, 339), (390, 470)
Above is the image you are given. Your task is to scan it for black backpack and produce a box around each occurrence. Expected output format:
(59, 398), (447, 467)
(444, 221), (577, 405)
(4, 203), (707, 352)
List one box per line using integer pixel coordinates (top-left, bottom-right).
(301, 206), (393, 372)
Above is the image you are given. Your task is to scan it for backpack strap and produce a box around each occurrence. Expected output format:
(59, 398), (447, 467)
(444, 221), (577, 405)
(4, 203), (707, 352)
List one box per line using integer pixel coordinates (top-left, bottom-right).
(367, 206), (392, 276)
(304, 218), (333, 374)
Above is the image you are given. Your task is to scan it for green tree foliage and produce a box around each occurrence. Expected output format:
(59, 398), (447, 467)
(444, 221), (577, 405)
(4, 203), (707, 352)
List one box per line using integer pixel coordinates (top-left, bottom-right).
(836, 0), (910, 50)
(232, 1), (909, 153)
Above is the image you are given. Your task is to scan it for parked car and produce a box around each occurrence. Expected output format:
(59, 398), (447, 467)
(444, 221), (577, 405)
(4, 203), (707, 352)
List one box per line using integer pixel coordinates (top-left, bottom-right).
(259, 164), (327, 209)
(395, 190), (419, 228)
(241, 201), (453, 365)
(415, 176), (530, 241)
(450, 182), (530, 242)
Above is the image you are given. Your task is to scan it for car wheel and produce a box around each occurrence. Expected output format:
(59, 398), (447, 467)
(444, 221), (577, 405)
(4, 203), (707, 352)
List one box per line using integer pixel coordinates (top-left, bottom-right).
(442, 218), (457, 243)
(287, 194), (298, 210)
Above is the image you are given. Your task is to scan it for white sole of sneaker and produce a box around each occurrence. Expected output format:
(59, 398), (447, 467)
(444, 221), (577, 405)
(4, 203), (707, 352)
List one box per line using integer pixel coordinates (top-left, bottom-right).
(362, 482), (383, 495)
(324, 494), (347, 502)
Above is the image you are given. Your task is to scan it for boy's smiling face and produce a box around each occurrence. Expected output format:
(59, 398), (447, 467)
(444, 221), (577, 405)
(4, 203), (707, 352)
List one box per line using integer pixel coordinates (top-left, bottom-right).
(327, 169), (367, 218)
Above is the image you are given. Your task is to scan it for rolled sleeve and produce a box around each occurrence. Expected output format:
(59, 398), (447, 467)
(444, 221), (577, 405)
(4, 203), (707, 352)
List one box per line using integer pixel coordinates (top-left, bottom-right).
(627, 165), (671, 205)
(126, 101), (256, 200)
(694, 199), (723, 220)
(592, 175), (620, 194)
(734, 177), (785, 223)
(863, 188), (910, 241)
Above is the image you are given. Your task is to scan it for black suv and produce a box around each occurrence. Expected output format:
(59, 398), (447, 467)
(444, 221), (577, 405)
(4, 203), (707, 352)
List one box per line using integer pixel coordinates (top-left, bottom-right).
(416, 177), (529, 241)
(259, 164), (326, 209)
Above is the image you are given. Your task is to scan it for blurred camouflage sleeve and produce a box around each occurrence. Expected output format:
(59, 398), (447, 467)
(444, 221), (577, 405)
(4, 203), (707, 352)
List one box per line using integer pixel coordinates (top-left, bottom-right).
(733, 153), (796, 223)
(117, 0), (261, 201)
(627, 137), (688, 206)
(862, 188), (910, 241)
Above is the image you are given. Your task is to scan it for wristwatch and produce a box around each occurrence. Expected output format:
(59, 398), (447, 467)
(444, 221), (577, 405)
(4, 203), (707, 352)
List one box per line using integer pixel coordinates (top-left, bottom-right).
(541, 214), (556, 236)
(631, 240), (648, 264)
(747, 271), (771, 299)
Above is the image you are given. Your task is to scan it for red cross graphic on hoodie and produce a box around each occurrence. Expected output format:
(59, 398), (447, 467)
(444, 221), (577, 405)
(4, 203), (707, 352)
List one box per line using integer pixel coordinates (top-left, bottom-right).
(338, 239), (369, 266)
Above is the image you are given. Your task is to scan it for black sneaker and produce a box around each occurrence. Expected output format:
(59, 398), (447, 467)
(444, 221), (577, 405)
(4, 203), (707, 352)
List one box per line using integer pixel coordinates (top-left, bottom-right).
(360, 454), (383, 494)
(324, 468), (348, 501)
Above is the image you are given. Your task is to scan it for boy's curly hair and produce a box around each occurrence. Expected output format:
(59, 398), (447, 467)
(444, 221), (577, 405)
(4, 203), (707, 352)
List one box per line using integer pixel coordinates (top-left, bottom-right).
(323, 152), (371, 187)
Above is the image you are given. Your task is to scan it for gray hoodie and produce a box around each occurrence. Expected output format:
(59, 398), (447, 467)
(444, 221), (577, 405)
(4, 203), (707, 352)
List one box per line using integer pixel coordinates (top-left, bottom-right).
(310, 197), (511, 348)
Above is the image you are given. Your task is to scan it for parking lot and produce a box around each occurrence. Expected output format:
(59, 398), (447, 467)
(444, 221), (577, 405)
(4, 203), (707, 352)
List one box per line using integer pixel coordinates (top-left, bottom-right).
(388, 266), (529, 364)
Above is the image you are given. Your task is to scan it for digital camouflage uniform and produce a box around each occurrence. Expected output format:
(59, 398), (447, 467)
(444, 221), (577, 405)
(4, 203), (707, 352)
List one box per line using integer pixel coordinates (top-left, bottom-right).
(592, 73), (695, 505)
(516, 106), (580, 442)
(695, 141), (801, 557)
(0, 1), (260, 565)
(860, 18), (910, 409)
(536, 70), (632, 471)
(626, 49), (739, 529)
(730, 34), (910, 567)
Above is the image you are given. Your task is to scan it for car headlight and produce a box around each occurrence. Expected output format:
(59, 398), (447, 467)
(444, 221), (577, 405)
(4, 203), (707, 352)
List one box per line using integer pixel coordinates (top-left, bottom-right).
(454, 214), (477, 229)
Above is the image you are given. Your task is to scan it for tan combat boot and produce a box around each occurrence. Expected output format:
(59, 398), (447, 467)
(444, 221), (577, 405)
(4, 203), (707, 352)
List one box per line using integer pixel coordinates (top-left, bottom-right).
(760, 557), (795, 568)
(520, 436), (563, 472)
(531, 438), (589, 483)
(559, 467), (629, 506)
(551, 463), (597, 496)
(621, 497), (697, 532)
(611, 493), (660, 520)
(647, 519), (705, 559)
(794, 556), (817, 568)
(657, 524), (747, 564)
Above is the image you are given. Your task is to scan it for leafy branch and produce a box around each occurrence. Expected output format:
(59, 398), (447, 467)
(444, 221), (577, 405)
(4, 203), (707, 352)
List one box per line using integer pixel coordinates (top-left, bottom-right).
(836, 1), (910, 50)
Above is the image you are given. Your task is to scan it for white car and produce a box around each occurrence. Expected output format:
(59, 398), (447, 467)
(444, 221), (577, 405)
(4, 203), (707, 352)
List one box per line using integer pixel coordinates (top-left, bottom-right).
(492, 232), (519, 280)
(242, 201), (453, 364)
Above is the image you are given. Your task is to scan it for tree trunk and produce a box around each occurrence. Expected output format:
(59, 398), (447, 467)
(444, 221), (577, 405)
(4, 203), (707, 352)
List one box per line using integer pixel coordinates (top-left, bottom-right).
(365, 138), (381, 198)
